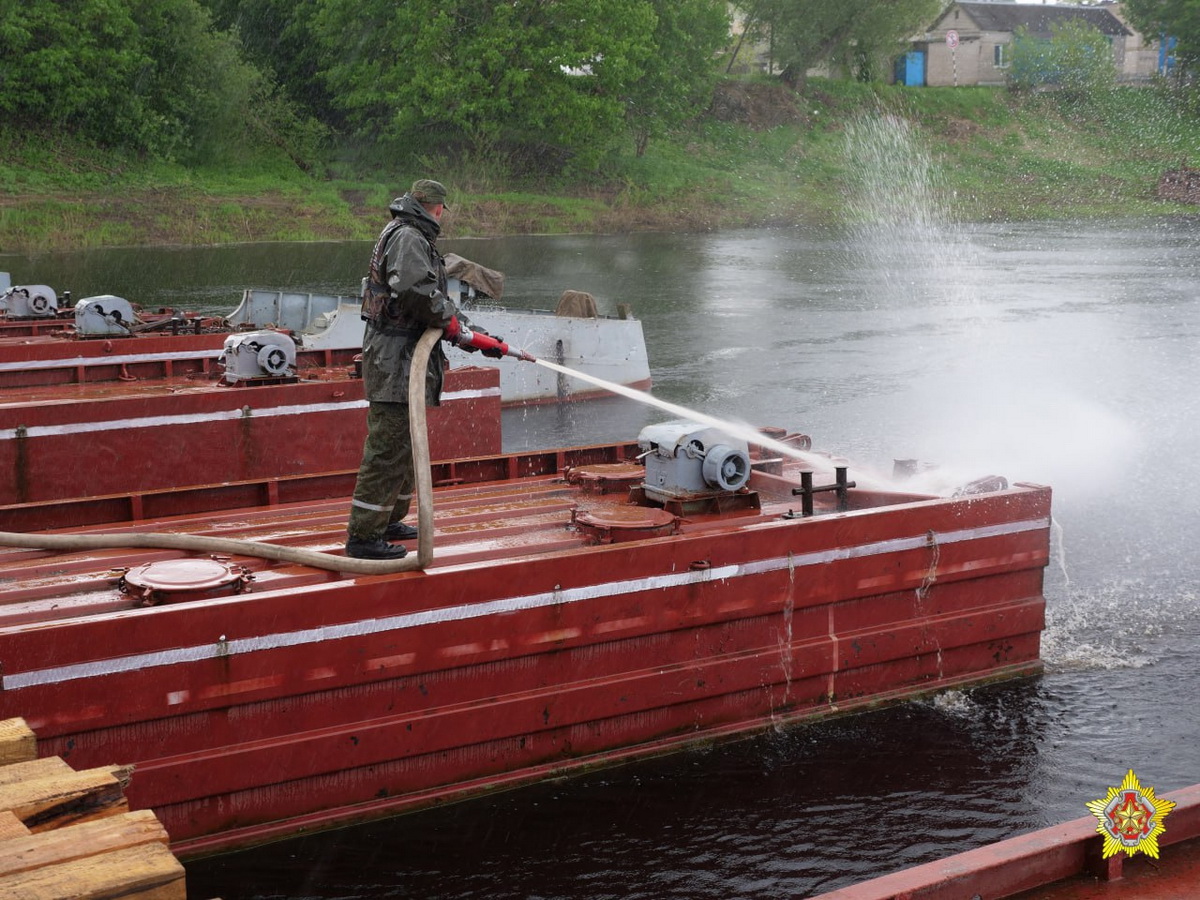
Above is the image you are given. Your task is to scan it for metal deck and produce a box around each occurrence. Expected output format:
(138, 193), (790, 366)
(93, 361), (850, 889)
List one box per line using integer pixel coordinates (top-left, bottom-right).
(0, 443), (1052, 857)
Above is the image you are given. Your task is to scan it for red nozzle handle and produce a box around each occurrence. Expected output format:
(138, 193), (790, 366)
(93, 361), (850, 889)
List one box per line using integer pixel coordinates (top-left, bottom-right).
(447, 319), (535, 361)
(467, 329), (506, 354)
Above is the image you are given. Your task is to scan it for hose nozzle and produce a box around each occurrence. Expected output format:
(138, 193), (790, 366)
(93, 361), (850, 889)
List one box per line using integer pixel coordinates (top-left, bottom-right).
(446, 318), (536, 362)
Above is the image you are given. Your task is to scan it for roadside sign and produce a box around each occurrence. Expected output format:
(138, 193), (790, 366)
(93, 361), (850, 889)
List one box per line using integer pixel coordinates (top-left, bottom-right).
(946, 30), (959, 49)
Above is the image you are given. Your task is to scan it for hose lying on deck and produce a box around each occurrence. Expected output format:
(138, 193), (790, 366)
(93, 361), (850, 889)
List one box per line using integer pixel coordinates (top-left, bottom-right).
(0, 328), (443, 576)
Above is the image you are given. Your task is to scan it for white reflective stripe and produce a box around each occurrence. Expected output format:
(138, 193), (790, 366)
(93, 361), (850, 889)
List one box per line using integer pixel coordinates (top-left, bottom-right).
(442, 388), (501, 401)
(0, 386), (499, 441)
(350, 499), (391, 512)
(0, 350), (219, 373)
(1, 400), (368, 440)
(396, 493), (413, 500)
(0, 516), (1049, 691)
(740, 517), (1048, 575)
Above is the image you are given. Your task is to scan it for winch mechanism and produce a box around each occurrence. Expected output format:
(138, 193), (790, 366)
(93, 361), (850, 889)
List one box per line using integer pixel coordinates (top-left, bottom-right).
(218, 330), (297, 383)
(1, 284), (58, 318)
(74, 295), (139, 336)
(637, 421), (752, 506)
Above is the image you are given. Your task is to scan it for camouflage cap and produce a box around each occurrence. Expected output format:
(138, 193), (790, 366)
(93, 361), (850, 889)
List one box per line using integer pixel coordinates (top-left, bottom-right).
(410, 179), (449, 208)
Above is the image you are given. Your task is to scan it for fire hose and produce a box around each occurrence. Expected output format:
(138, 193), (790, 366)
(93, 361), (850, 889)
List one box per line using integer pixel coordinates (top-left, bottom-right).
(0, 326), (519, 575)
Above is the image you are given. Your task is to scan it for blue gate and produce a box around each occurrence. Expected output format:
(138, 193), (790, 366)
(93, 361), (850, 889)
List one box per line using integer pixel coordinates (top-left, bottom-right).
(894, 50), (926, 86)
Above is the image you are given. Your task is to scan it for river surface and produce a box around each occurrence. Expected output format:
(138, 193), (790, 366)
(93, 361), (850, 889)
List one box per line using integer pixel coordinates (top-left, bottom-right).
(3, 217), (1199, 898)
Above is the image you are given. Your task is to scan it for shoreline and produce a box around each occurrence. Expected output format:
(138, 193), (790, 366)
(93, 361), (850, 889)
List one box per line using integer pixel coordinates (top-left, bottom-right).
(0, 189), (834, 254)
(5, 81), (1199, 255)
(2, 191), (1193, 257)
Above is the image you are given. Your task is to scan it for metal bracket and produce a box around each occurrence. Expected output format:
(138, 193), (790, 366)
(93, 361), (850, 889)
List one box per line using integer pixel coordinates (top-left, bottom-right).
(790, 465), (855, 517)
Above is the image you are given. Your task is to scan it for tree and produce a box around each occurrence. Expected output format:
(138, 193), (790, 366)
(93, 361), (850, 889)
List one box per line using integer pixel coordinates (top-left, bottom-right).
(0, 0), (146, 140)
(726, 0), (783, 74)
(0, 0), (321, 164)
(201, 0), (338, 126)
(750, 0), (940, 87)
(1008, 19), (1115, 98)
(1122, 0), (1200, 74)
(128, 0), (283, 159)
(206, 0), (731, 168)
(840, 0), (943, 83)
(310, 0), (658, 170)
(623, 0), (730, 157)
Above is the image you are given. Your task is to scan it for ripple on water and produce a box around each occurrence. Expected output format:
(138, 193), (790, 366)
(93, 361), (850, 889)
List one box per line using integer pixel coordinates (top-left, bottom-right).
(1042, 574), (1200, 672)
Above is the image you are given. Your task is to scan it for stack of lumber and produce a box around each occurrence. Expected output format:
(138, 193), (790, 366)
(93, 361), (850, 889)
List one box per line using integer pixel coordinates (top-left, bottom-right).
(0, 717), (188, 899)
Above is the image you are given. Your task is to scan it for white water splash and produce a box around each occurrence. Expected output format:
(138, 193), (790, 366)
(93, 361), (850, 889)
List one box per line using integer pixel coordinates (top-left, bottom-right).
(1051, 517), (1070, 588)
(844, 110), (987, 317)
(1038, 577), (1198, 672)
(845, 111), (946, 232)
(927, 689), (978, 717)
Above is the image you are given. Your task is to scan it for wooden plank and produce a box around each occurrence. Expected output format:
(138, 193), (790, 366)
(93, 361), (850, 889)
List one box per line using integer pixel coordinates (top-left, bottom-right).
(0, 718), (36, 765)
(0, 809), (31, 840)
(0, 809), (169, 878)
(0, 757), (71, 787)
(0, 764), (133, 831)
(0, 842), (185, 900)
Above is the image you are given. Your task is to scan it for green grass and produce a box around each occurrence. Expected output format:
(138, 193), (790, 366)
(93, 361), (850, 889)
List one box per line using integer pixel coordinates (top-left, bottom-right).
(3, 79), (1200, 251)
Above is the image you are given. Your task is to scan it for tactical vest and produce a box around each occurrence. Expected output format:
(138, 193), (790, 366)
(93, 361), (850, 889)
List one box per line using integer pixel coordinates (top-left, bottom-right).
(360, 218), (408, 325)
(360, 219), (448, 333)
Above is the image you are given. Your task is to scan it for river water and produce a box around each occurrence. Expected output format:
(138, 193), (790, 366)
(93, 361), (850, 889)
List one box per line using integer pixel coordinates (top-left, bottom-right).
(3, 216), (1199, 898)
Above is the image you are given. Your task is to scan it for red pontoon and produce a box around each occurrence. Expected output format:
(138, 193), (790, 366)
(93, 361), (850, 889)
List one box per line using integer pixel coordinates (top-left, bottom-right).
(0, 362), (500, 506)
(0, 413), (1051, 858)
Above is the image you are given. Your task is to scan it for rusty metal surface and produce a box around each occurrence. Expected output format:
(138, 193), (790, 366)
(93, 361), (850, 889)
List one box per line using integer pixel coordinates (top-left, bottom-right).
(0, 329), (365, 388)
(812, 783), (1200, 900)
(0, 448), (1052, 858)
(0, 366), (502, 505)
(1015, 836), (1200, 899)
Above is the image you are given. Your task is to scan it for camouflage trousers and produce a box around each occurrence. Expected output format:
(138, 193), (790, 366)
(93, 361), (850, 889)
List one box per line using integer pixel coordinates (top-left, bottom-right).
(347, 401), (415, 540)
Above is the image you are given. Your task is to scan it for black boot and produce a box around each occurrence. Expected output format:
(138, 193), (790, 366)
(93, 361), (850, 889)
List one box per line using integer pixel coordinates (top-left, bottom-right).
(345, 537), (408, 560)
(384, 521), (419, 540)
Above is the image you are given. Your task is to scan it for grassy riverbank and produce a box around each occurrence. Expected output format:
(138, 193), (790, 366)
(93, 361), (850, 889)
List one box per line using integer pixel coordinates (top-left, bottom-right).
(2, 78), (1198, 253)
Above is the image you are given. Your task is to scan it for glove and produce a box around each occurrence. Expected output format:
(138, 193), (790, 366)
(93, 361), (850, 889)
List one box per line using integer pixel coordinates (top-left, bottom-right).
(481, 334), (505, 359)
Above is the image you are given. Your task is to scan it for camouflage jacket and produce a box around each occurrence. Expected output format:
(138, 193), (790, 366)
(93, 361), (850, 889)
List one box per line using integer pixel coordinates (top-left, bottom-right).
(360, 196), (469, 405)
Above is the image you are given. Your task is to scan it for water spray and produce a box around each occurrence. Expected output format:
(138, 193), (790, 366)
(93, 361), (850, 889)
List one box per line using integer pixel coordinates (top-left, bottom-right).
(451, 317), (845, 476)
(531, 358), (890, 489)
(455, 327), (904, 494)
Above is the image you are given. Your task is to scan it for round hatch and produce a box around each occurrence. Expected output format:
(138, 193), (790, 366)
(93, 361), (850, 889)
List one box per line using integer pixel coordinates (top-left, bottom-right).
(563, 462), (645, 494)
(572, 506), (678, 543)
(120, 558), (254, 606)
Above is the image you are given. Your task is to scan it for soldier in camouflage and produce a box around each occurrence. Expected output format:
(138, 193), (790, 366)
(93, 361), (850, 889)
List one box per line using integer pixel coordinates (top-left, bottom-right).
(345, 179), (487, 560)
